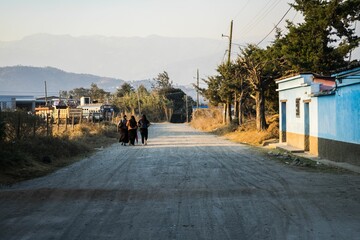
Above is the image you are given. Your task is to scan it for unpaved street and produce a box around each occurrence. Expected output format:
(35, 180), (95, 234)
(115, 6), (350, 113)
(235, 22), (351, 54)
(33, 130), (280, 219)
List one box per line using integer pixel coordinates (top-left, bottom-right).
(1, 123), (360, 240)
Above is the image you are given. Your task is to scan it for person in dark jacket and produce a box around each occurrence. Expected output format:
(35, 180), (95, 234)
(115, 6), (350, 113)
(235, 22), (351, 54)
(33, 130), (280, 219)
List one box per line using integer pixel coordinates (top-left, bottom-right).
(138, 114), (150, 145)
(126, 115), (138, 146)
(118, 115), (128, 146)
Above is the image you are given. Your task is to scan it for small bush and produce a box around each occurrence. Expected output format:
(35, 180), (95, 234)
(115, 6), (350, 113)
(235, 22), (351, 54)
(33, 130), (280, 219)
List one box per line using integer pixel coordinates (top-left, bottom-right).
(190, 108), (223, 131)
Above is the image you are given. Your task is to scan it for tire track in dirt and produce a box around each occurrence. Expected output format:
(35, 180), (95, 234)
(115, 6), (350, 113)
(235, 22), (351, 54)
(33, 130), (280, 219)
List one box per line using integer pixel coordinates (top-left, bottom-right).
(226, 147), (315, 239)
(194, 138), (321, 239)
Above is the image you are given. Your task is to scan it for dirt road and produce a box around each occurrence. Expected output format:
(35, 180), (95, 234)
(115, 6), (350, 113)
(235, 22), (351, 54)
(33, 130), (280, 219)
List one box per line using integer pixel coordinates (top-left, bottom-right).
(1, 123), (359, 240)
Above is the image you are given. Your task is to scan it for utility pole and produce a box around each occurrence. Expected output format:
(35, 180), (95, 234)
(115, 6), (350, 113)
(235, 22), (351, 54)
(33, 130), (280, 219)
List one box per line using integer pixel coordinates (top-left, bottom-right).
(222, 20), (233, 124)
(196, 69), (199, 109)
(137, 88), (141, 115)
(185, 94), (189, 123)
(44, 81), (48, 106)
(227, 20), (233, 124)
(227, 20), (233, 66)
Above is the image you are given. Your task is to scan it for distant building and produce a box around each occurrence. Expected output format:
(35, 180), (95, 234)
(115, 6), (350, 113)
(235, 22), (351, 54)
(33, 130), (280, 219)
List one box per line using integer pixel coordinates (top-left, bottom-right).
(0, 96), (16, 111)
(35, 96), (59, 107)
(0, 95), (35, 112)
(276, 67), (360, 165)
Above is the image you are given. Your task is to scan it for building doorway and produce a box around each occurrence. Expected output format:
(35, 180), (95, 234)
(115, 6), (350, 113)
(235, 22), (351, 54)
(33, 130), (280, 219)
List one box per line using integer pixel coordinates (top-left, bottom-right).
(304, 102), (310, 151)
(281, 102), (287, 142)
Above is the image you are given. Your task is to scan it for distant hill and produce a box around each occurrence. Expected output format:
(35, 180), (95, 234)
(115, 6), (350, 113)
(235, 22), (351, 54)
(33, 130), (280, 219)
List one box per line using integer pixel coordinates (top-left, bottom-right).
(0, 34), (224, 86)
(0, 65), (204, 102)
(0, 66), (125, 96)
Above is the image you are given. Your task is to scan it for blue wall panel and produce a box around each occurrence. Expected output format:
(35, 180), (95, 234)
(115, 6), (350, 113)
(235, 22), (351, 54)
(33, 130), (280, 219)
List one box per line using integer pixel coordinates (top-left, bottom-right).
(318, 84), (360, 144)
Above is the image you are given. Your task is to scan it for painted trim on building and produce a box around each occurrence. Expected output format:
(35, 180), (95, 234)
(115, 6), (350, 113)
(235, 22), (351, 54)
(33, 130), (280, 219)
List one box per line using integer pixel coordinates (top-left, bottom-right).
(332, 68), (360, 78)
(284, 131), (318, 155)
(318, 138), (360, 165)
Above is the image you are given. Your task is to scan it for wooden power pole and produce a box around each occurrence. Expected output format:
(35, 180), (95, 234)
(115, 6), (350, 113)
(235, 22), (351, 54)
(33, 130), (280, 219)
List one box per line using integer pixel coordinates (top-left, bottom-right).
(227, 20), (233, 66)
(185, 94), (189, 123)
(196, 69), (199, 109)
(44, 81), (48, 106)
(227, 20), (233, 124)
(222, 20), (233, 124)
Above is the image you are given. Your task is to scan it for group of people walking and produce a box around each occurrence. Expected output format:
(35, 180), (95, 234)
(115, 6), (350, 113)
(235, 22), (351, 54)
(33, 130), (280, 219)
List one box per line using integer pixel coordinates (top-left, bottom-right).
(118, 114), (150, 146)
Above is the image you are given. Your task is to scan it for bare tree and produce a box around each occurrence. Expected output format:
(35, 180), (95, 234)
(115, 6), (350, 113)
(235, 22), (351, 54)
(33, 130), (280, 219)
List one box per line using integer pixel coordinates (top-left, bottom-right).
(239, 45), (269, 131)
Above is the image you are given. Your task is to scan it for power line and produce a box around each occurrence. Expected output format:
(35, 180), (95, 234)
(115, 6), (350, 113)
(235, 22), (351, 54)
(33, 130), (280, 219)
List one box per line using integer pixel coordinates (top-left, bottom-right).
(257, 0), (283, 23)
(233, 0), (251, 20)
(256, 5), (293, 46)
(222, 50), (228, 62)
(291, 10), (298, 23)
(239, 0), (278, 35)
(239, 3), (272, 35)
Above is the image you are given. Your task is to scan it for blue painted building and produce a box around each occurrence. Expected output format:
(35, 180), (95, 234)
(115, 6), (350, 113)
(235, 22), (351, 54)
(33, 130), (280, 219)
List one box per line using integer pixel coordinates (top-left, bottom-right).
(316, 67), (360, 164)
(276, 67), (360, 165)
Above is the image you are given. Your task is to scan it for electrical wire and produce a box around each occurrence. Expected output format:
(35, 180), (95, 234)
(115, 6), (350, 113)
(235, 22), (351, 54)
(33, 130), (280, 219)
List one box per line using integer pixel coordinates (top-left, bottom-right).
(291, 10), (298, 23)
(222, 50), (228, 62)
(250, 0), (283, 32)
(239, 1), (272, 35)
(233, 0), (251, 20)
(256, 5), (293, 46)
(239, 0), (279, 35)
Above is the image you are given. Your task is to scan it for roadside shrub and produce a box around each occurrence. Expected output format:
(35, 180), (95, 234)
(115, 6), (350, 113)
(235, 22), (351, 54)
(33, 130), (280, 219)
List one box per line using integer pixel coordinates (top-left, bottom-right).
(190, 107), (223, 131)
(0, 120), (118, 184)
(0, 142), (31, 168)
(0, 111), (47, 142)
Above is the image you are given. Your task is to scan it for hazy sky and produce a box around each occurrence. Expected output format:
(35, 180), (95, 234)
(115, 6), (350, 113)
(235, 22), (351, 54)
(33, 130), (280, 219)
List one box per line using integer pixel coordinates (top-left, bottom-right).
(0, 0), (301, 45)
(0, 0), (359, 84)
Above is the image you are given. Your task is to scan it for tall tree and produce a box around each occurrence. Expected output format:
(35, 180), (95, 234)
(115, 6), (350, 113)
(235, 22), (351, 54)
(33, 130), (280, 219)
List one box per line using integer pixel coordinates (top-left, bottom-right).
(116, 83), (134, 97)
(69, 87), (91, 100)
(196, 75), (222, 106)
(231, 60), (251, 125)
(217, 63), (235, 124)
(278, 0), (360, 73)
(238, 45), (271, 131)
(89, 83), (109, 103)
(153, 71), (173, 90)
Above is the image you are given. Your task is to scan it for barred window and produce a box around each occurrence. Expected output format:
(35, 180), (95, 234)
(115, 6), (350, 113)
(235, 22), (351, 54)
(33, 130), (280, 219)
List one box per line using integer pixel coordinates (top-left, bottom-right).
(296, 98), (300, 118)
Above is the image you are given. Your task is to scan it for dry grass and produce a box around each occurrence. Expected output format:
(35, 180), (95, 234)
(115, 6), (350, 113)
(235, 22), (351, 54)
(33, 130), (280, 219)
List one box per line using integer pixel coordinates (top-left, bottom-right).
(190, 107), (224, 131)
(0, 122), (118, 185)
(225, 115), (279, 145)
(191, 108), (279, 146)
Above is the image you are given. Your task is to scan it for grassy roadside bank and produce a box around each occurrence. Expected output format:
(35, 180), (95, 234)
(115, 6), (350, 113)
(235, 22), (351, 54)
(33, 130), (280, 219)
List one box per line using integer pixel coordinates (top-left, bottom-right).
(0, 122), (118, 185)
(191, 108), (279, 146)
(191, 108), (351, 174)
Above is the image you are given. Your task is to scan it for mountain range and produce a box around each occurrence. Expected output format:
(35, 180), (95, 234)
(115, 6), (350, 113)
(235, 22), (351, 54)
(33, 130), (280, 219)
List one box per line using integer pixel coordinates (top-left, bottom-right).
(0, 33), (225, 85)
(0, 65), (203, 102)
(0, 65), (125, 96)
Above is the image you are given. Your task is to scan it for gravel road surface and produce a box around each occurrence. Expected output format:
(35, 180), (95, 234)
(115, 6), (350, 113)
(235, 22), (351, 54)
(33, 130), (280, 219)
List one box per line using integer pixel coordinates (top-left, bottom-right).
(1, 123), (360, 240)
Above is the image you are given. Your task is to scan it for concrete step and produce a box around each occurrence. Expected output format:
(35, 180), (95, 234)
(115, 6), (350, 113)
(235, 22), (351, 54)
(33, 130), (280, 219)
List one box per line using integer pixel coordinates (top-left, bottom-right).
(274, 143), (305, 153)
